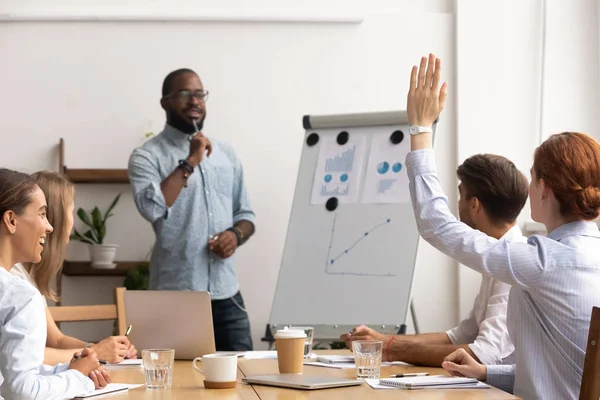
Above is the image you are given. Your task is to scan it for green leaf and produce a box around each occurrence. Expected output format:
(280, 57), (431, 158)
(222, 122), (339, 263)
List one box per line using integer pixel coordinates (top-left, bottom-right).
(83, 230), (99, 244)
(77, 208), (95, 230)
(97, 223), (106, 244)
(70, 229), (95, 245)
(103, 193), (121, 222)
(91, 207), (103, 231)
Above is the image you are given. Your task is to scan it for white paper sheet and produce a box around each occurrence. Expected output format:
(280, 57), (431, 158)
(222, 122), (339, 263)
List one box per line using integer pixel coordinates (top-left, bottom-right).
(105, 359), (142, 370)
(73, 383), (143, 398)
(311, 135), (367, 204)
(304, 361), (411, 370)
(361, 131), (410, 204)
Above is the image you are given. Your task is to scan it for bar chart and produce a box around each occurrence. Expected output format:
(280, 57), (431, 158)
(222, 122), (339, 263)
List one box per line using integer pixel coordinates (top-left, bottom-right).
(325, 146), (355, 173)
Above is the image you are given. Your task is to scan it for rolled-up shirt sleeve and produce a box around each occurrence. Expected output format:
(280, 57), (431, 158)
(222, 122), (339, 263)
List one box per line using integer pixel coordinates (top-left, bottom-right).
(446, 310), (478, 346)
(0, 288), (94, 400)
(128, 148), (170, 223)
(486, 364), (516, 394)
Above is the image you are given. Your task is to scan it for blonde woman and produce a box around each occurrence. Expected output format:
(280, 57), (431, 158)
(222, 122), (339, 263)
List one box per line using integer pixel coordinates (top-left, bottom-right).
(11, 171), (137, 365)
(0, 168), (108, 399)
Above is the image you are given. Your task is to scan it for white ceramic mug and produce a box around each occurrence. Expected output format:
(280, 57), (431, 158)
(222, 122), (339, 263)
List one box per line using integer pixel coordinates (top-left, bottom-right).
(192, 354), (238, 382)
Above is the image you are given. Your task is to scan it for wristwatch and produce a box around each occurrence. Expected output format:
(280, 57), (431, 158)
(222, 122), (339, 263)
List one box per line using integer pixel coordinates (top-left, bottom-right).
(409, 125), (433, 136)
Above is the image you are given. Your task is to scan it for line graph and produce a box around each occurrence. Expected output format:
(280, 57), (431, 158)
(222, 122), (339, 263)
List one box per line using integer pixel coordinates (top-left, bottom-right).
(325, 213), (396, 276)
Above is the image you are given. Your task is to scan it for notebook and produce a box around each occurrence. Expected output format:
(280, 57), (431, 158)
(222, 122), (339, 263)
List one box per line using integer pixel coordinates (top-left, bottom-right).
(378, 375), (482, 389)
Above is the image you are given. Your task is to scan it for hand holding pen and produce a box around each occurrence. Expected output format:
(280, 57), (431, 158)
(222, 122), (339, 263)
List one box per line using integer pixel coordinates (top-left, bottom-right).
(187, 119), (212, 168)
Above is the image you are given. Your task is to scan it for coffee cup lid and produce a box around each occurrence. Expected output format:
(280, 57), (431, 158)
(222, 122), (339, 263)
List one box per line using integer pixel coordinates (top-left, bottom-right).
(274, 327), (307, 339)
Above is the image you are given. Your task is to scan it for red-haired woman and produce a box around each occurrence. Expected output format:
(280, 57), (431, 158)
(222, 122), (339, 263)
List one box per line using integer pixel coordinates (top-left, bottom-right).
(405, 54), (600, 400)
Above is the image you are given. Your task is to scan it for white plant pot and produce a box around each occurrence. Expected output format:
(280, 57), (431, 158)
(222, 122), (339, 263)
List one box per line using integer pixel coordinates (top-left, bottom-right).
(88, 244), (119, 269)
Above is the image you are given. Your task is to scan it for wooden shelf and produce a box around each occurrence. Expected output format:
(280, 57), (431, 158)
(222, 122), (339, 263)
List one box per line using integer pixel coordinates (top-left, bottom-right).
(62, 261), (141, 276)
(59, 138), (130, 184)
(64, 168), (129, 183)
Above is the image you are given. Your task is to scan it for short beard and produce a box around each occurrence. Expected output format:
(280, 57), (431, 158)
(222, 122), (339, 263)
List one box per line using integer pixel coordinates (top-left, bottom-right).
(166, 110), (205, 134)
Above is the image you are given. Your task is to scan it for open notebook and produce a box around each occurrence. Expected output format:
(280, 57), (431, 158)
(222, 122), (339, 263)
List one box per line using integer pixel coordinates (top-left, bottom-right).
(378, 375), (488, 390)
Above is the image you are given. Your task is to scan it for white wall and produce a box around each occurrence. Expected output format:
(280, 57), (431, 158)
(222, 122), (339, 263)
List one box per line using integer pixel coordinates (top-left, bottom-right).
(455, 0), (600, 318)
(0, 0), (459, 347)
(0, 0), (452, 15)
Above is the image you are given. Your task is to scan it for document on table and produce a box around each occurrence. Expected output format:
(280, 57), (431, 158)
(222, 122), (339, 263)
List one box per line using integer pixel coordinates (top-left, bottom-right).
(304, 361), (410, 369)
(73, 383), (144, 398)
(105, 359), (143, 369)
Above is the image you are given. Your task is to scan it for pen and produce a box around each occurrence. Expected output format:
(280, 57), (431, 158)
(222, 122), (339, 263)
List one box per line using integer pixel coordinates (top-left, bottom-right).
(390, 372), (429, 378)
(125, 325), (133, 336)
(73, 354), (107, 365)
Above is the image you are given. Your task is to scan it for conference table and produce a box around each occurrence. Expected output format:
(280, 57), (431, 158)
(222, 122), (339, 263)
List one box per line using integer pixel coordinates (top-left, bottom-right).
(108, 351), (520, 399)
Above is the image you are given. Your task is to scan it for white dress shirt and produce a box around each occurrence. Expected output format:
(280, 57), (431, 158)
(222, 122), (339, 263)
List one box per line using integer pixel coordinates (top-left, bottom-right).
(9, 263), (47, 306)
(446, 225), (524, 365)
(0, 266), (93, 400)
(407, 149), (600, 400)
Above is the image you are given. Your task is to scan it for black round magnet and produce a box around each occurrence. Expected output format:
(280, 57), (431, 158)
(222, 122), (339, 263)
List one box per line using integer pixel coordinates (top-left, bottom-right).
(337, 131), (349, 145)
(390, 130), (404, 144)
(325, 197), (338, 211)
(306, 133), (319, 146)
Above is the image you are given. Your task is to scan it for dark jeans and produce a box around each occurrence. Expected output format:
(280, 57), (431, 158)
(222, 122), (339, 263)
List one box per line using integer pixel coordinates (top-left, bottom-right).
(212, 291), (253, 351)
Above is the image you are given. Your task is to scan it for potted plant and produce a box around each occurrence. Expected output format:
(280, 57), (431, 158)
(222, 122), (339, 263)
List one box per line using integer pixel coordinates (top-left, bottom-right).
(70, 193), (121, 269)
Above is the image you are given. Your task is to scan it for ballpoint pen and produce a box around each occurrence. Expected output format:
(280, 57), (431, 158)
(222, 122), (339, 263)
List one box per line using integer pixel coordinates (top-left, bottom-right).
(390, 372), (429, 378)
(125, 325), (133, 337)
(73, 353), (107, 365)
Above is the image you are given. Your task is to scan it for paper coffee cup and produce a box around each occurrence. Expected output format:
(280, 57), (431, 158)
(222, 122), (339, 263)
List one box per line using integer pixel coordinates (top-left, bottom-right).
(274, 328), (306, 374)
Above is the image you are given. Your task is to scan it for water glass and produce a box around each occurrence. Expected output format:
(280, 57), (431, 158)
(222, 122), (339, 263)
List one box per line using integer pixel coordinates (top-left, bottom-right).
(352, 340), (383, 380)
(288, 326), (314, 359)
(142, 349), (175, 389)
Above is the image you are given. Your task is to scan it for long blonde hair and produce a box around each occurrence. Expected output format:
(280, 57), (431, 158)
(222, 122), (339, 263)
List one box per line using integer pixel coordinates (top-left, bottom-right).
(27, 171), (74, 301)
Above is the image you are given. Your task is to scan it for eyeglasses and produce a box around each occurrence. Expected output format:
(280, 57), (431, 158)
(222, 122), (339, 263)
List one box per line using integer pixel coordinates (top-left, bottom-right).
(166, 89), (209, 103)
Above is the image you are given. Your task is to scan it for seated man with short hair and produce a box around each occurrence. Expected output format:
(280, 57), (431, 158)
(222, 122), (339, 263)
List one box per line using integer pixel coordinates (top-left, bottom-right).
(342, 153), (528, 367)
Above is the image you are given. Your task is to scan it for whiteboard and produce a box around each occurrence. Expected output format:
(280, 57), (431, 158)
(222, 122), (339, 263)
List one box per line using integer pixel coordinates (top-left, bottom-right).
(269, 111), (436, 339)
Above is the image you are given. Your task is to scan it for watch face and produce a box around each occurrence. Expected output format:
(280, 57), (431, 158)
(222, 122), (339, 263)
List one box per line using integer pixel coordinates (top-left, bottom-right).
(409, 126), (417, 135)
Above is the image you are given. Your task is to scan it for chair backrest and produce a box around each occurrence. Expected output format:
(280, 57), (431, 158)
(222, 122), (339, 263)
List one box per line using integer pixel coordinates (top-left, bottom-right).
(580, 306), (600, 400)
(48, 287), (127, 335)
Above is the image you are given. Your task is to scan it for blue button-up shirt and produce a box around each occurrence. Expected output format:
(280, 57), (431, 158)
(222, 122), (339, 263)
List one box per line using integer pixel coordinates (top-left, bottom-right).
(407, 148), (600, 400)
(128, 124), (256, 299)
(0, 267), (93, 400)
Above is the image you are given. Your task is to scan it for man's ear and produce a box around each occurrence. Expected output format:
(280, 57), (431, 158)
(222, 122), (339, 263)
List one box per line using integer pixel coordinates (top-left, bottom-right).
(2, 210), (17, 235)
(160, 97), (169, 111)
(539, 178), (550, 202)
(471, 196), (482, 215)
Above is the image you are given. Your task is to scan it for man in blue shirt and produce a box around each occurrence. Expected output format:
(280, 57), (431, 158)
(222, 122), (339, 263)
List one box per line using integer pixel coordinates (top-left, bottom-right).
(128, 68), (256, 351)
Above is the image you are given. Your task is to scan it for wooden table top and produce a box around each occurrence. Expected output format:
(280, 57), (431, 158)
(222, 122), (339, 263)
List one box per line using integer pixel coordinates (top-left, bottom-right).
(106, 351), (520, 399)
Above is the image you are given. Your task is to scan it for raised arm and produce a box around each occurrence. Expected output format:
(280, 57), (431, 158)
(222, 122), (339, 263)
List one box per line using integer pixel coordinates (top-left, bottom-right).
(405, 54), (547, 288)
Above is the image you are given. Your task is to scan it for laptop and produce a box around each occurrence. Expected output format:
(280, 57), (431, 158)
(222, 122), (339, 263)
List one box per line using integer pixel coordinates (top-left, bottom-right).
(123, 290), (216, 360)
(242, 374), (363, 390)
